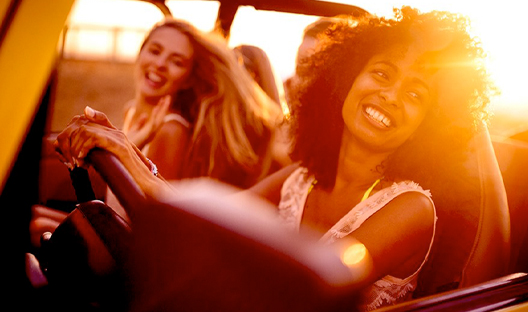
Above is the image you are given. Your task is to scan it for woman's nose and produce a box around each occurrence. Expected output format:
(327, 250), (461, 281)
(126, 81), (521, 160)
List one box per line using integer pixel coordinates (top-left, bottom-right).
(154, 56), (167, 70)
(379, 86), (400, 107)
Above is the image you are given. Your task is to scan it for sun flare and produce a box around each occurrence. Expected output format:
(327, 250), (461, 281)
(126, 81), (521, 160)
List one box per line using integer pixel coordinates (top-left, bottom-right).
(329, 0), (528, 114)
(67, 0), (528, 134)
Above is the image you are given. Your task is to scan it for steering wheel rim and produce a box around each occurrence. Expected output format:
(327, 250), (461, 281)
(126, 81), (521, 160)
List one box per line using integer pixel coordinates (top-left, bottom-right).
(87, 148), (148, 216)
(36, 149), (142, 309)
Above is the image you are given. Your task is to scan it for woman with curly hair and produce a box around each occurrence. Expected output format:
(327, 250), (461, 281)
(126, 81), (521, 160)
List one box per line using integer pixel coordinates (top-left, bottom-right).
(54, 7), (495, 310)
(249, 6), (495, 310)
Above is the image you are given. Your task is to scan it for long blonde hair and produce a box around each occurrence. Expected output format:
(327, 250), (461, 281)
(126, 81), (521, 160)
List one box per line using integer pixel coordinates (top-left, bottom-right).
(144, 19), (283, 184)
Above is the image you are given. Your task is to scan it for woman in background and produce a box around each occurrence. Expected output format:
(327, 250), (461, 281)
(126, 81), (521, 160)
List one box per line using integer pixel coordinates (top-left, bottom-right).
(31, 18), (284, 243)
(233, 44), (292, 168)
(122, 19), (284, 186)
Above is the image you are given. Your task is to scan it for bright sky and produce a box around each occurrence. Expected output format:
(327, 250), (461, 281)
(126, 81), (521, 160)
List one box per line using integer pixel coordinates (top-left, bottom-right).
(340, 0), (528, 117)
(67, 0), (528, 135)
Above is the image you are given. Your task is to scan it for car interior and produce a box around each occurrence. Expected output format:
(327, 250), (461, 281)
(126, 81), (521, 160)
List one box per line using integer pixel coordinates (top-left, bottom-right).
(3, 0), (528, 311)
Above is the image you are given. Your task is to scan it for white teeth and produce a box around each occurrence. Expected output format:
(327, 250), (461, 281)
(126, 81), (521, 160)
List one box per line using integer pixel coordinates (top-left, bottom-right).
(365, 106), (391, 128)
(147, 72), (163, 83)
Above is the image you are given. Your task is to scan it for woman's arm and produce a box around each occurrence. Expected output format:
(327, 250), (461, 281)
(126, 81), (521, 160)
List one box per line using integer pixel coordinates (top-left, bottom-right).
(245, 162), (300, 206)
(54, 106), (172, 201)
(145, 119), (190, 180)
(350, 192), (435, 285)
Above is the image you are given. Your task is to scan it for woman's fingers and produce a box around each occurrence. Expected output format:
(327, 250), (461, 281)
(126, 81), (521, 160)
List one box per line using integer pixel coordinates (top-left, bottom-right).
(84, 106), (116, 129)
(127, 96), (171, 148)
(53, 140), (73, 169)
(147, 95), (171, 132)
(69, 126), (98, 167)
(159, 95), (171, 114)
(57, 106), (117, 156)
(153, 95), (171, 125)
(136, 113), (149, 128)
(54, 115), (84, 167)
(54, 111), (119, 169)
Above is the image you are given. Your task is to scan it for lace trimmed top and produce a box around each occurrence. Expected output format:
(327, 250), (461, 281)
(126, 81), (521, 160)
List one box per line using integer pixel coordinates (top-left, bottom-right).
(277, 167), (437, 311)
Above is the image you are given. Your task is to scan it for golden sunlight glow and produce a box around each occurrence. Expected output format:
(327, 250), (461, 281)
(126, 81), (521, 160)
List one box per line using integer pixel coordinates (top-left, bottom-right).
(327, 0), (528, 135)
(341, 242), (367, 266)
(68, 0), (163, 27)
(66, 0), (528, 133)
(329, 0), (528, 113)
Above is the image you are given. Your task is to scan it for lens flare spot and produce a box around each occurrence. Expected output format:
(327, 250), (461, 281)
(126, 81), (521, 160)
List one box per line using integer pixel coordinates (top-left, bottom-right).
(342, 242), (367, 266)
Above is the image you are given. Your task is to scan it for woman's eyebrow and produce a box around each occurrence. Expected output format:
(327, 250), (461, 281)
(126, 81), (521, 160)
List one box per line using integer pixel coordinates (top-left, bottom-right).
(374, 60), (398, 71)
(376, 61), (430, 91)
(410, 77), (430, 92)
(149, 40), (193, 61)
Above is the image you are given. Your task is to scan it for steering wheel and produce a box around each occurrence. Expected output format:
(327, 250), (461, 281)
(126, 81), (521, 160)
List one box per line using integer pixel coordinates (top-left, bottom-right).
(37, 149), (139, 310)
(34, 149), (362, 312)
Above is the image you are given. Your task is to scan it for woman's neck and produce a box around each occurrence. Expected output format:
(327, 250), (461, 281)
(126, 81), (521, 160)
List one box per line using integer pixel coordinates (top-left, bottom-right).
(333, 132), (389, 192)
(134, 94), (161, 114)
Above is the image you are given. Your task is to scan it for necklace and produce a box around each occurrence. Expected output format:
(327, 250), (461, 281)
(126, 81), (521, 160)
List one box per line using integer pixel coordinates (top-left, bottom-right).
(308, 178), (382, 202)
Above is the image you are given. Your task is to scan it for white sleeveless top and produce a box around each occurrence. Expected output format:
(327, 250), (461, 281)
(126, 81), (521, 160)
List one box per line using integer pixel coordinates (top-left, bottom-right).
(278, 167), (437, 311)
(105, 110), (191, 214)
(123, 107), (190, 154)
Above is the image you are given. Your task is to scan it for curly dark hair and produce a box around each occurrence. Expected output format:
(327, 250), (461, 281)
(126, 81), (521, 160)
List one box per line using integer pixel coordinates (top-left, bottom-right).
(289, 7), (495, 198)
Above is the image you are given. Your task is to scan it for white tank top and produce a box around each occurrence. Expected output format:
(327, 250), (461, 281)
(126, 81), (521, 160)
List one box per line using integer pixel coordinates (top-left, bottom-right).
(277, 167), (437, 311)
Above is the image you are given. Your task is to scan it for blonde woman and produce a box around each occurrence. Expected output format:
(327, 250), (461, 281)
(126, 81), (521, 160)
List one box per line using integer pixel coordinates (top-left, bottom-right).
(31, 18), (284, 241)
(124, 18), (284, 186)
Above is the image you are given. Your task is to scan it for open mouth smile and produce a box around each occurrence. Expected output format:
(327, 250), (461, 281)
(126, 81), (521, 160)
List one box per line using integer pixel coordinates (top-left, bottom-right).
(145, 71), (166, 87)
(365, 106), (392, 128)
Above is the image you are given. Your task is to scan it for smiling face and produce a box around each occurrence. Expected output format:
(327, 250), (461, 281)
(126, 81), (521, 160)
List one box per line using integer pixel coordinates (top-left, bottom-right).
(135, 26), (194, 104)
(341, 44), (434, 153)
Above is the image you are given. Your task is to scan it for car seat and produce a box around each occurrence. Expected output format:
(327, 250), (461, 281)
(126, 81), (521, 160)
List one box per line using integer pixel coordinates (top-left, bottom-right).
(492, 135), (528, 274)
(415, 122), (511, 297)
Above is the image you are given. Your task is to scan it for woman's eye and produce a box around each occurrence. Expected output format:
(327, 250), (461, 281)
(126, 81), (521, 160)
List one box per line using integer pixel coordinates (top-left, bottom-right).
(170, 59), (184, 67)
(373, 70), (389, 80)
(148, 47), (161, 55)
(407, 91), (423, 103)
